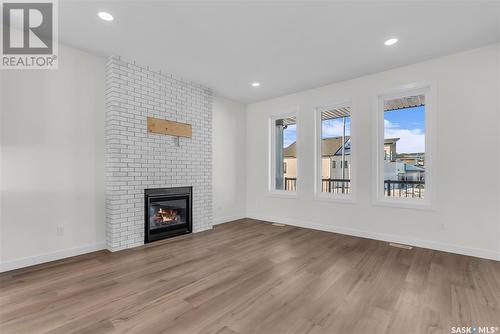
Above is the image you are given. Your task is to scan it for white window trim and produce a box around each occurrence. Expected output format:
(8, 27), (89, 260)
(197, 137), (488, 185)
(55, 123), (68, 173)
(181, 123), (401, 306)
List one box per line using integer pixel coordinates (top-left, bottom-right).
(314, 100), (356, 203)
(372, 82), (438, 210)
(268, 108), (299, 198)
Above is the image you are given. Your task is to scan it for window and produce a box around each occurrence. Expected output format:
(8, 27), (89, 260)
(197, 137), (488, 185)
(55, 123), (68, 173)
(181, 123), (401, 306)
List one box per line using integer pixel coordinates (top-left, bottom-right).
(270, 114), (297, 193)
(375, 84), (436, 207)
(315, 103), (352, 197)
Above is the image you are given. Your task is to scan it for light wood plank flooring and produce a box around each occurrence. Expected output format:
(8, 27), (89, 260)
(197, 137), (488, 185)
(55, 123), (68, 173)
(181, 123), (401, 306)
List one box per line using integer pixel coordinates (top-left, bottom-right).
(1, 219), (500, 333)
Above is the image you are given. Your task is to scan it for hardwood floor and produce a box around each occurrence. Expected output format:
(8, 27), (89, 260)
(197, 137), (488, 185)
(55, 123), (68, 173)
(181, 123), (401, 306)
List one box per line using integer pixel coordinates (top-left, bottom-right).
(1, 219), (499, 334)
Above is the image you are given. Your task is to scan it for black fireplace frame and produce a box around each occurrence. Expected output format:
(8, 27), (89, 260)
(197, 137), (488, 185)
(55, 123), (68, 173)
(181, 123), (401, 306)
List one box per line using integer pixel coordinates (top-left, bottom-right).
(144, 186), (192, 243)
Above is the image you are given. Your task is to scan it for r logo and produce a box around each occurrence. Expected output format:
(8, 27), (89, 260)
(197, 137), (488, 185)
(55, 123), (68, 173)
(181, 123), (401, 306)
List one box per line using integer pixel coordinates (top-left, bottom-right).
(2, 2), (53, 54)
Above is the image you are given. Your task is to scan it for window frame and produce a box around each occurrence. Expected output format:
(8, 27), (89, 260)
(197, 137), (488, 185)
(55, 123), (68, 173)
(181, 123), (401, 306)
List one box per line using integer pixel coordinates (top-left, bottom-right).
(314, 100), (356, 203)
(268, 109), (299, 198)
(373, 83), (437, 209)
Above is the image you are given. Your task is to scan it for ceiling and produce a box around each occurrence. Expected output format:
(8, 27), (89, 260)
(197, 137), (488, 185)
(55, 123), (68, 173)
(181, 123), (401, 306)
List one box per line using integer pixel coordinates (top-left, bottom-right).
(59, 1), (500, 104)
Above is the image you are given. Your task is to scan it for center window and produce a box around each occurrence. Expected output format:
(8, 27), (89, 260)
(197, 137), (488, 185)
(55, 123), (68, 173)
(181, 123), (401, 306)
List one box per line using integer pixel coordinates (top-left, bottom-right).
(316, 103), (352, 198)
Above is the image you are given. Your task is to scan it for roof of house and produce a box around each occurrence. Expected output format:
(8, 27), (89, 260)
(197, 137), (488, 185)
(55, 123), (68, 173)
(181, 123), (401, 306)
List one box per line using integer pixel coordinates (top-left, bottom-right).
(384, 138), (400, 144)
(405, 164), (425, 172)
(283, 137), (400, 158)
(284, 137), (350, 158)
(283, 142), (297, 158)
(398, 152), (425, 158)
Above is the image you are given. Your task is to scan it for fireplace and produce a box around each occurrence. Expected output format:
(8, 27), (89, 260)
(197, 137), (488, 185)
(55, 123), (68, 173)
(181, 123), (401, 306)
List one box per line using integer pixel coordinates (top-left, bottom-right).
(144, 187), (192, 243)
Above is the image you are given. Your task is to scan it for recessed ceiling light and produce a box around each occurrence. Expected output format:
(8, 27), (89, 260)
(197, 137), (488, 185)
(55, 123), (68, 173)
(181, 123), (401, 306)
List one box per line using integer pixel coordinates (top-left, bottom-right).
(384, 38), (398, 46)
(251, 82), (260, 87)
(98, 11), (114, 21)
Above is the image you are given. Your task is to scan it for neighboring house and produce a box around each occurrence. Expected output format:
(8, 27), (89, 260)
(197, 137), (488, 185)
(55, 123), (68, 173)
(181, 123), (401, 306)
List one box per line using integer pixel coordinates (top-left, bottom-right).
(404, 163), (425, 181)
(282, 142), (298, 180)
(283, 136), (351, 180)
(323, 137), (352, 179)
(282, 135), (424, 194)
(384, 138), (399, 161)
(283, 137), (408, 181)
(384, 160), (425, 182)
(383, 138), (425, 182)
(398, 152), (425, 167)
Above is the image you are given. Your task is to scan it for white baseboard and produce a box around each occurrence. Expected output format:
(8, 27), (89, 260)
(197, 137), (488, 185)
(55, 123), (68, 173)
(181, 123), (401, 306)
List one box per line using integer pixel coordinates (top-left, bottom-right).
(247, 213), (500, 262)
(193, 225), (214, 233)
(0, 242), (106, 273)
(213, 214), (246, 226)
(2, 216), (497, 272)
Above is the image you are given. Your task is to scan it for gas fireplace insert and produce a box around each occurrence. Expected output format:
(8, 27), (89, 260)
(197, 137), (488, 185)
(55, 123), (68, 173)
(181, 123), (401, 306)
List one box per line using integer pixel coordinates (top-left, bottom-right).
(144, 187), (192, 243)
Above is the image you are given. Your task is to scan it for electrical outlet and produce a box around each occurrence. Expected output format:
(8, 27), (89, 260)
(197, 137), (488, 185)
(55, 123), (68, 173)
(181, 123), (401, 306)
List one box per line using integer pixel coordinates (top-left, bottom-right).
(439, 220), (446, 231)
(56, 225), (64, 236)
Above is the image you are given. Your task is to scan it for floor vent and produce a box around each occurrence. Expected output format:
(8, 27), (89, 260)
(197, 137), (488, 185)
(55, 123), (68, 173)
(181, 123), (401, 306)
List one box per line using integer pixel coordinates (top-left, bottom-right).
(389, 242), (413, 250)
(271, 223), (286, 227)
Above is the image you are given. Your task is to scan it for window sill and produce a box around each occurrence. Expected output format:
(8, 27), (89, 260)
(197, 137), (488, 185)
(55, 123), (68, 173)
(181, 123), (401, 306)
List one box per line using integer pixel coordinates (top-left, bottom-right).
(267, 191), (299, 199)
(313, 193), (356, 204)
(372, 197), (435, 211)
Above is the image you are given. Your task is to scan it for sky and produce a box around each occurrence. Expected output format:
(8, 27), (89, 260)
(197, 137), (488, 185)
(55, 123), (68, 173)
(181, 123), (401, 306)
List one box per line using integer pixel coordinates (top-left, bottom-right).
(322, 117), (351, 138)
(283, 124), (297, 147)
(283, 117), (351, 147)
(283, 105), (425, 153)
(384, 106), (425, 153)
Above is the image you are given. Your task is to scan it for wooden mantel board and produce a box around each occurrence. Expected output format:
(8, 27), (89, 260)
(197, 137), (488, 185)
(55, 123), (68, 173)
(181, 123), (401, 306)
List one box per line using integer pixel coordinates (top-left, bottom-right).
(147, 117), (192, 138)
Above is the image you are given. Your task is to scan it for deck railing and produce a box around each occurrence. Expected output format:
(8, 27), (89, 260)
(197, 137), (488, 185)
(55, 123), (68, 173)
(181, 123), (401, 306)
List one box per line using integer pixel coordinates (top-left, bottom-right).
(384, 180), (425, 198)
(283, 178), (351, 194)
(284, 177), (297, 191)
(284, 178), (425, 198)
(322, 179), (351, 194)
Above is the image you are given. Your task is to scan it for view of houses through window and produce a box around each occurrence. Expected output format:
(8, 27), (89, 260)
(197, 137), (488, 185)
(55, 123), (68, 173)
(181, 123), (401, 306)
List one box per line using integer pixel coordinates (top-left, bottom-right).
(320, 105), (352, 194)
(383, 95), (426, 198)
(274, 116), (297, 191)
(272, 94), (427, 199)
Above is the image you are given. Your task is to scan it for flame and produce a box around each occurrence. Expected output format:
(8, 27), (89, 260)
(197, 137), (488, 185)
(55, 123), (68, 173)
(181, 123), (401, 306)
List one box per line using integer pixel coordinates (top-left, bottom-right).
(154, 208), (178, 223)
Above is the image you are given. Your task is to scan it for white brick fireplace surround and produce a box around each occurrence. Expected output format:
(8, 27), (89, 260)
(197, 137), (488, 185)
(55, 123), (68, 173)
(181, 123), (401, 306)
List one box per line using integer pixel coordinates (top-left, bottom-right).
(105, 56), (213, 251)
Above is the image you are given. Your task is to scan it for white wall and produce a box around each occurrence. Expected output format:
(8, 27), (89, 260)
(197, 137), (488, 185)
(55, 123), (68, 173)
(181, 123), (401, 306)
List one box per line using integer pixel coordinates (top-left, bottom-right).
(0, 46), (246, 270)
(213, 96), (247, 224)
(1, 42), (498, 271)
(0, 44), (106, 271)
(246, 44), (500, 260)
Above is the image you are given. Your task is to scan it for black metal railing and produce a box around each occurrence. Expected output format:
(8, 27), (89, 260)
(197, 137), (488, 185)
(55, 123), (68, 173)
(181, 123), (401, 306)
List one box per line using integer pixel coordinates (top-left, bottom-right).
(284, 178), (424, 198)
(322, 179), (351, 194)
(384, 180), (425, 198)
(284, 177), (297, 191)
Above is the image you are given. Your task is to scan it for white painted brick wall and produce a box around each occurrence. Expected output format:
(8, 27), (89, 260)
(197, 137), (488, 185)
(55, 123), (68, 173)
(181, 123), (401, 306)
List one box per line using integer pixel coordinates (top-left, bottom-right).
(105, 55), (213, 251)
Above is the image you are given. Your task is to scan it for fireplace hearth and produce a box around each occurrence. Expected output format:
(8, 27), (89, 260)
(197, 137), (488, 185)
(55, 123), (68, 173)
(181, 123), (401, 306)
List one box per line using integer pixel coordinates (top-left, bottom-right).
(144, 187), (192, 243)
